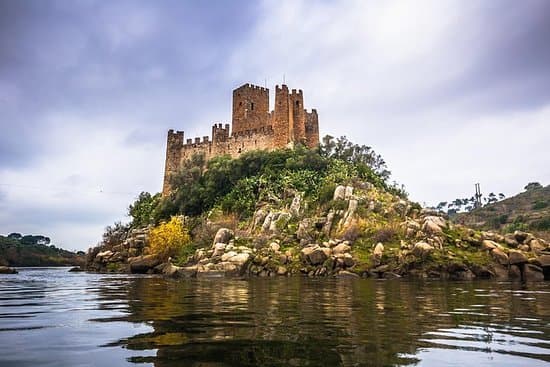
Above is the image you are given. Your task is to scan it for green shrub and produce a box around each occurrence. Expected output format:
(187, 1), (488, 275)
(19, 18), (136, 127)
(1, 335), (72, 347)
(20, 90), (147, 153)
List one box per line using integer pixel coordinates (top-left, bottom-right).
(530, 217), (550, 231)
(533, 201), (548, 210)
(487, 214), (508, 228)
(504, 218), (528, 233)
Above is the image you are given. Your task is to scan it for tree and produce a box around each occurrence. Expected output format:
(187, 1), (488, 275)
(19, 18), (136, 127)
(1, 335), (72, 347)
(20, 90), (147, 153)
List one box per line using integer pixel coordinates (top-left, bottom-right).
(7, 233), (22, 240)
(320, 135), (391, 181)
(103, 222), (129, 247)
(128, 192), (161, 227)
(524, 182), (543, 191)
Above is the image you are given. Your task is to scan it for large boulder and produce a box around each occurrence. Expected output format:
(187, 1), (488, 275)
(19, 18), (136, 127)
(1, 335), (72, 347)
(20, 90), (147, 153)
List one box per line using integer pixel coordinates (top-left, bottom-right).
(161, 263), (182, 277)
(504, 234), (519, 248)
(323, 211), (336, 236)
(290, 193), (302, 217)
(514, 231), (531, 244)
(0, 266), (18, 274)
(344, 186), (354, 200)
(373, 243), (384, 265)
(221, 251), (238, 262)
(340, 199), (358, 231)
(491, 248), (509, 266)
(96, 250), (113, 262)
(297, 219), (313, 241)
(179, 265), (198, 278)
(252, 209), (268, 230)
(536, 254), (550, 267)
(261, 212), (274, 233)
(422, 216), (446, 235)
(129, 255), (161, 274)
(300, 245), (330, 265)
(213, 228), (234, 245)
(481, 240), (500, 251)
(228, 253), (251, 266)
(342, 253), (355, 267)
(270, 212), (291, 234)
(524, 264), (544, 281)
(212, 243), (226, 257)
(335, 270), (360, 278)
(333, 186), (346, 201)
(412, 241), (434, 259)
(509, 265), (522, 279)
(508, 250), (528, 265)
(528, 239), (546, 253)
(333, 243), (351, 255)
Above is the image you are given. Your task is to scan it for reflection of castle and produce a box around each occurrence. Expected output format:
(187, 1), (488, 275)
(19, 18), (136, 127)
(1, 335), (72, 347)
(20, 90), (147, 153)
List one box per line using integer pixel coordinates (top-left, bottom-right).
(162, 83), (320, 195)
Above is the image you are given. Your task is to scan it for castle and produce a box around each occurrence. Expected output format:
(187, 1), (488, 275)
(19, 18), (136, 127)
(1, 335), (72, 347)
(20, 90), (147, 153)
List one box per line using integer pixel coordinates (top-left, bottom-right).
(162, 83), (320, 195)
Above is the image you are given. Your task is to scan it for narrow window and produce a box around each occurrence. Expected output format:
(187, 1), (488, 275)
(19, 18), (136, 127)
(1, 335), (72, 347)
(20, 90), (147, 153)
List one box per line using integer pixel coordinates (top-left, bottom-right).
(239, 102), (242, 106)
(296, 101), (300, 107)
(250, 102), (255, 111)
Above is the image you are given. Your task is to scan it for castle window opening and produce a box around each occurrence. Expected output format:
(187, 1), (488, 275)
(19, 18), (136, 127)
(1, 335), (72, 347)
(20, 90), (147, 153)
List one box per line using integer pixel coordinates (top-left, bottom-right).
(251, 102), (254, 110)
(296, 101), (300, 107)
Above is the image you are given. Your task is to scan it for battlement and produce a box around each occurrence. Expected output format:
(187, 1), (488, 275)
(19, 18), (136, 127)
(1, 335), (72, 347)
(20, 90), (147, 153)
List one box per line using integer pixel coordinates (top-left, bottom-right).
(183, 136), (210, 147)
(162, 82), (319, 195)
(234, 83), (269, 94)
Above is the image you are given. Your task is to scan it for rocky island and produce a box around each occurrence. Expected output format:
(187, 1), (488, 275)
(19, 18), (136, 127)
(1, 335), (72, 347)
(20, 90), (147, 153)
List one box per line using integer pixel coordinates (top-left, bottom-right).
(86, 83), (550, 282)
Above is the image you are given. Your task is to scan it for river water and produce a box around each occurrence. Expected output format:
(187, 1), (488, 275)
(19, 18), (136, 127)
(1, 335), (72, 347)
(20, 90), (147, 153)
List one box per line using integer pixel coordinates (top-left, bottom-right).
(0, 268), (549, 366)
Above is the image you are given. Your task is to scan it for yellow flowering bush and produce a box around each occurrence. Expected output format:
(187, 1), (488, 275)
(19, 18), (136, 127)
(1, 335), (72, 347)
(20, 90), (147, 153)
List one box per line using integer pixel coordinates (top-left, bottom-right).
(148, 216), (190, 259)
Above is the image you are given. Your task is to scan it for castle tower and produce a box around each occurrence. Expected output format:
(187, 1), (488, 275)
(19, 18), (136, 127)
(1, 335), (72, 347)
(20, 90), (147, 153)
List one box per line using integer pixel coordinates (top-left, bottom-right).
(232, 84), (270, 135)
(290, 89), (306, 145)
(273, 84), (292, 147)
(305, 109), (319, 149)
(162, 129), (184, 196)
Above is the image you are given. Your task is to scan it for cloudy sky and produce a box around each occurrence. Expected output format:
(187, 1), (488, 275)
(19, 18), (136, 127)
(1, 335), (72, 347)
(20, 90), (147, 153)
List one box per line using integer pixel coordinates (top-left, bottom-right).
(1, 0), (549, 251)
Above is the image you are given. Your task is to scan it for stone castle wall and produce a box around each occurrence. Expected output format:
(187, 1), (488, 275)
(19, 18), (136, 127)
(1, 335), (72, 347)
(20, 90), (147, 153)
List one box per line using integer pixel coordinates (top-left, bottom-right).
(162, 83), (320, 195)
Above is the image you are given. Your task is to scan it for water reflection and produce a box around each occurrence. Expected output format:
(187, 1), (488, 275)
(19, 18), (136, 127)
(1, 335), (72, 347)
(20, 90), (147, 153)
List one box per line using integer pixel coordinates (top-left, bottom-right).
(96, 278), (550, 366)
(1, 269), (549, 367)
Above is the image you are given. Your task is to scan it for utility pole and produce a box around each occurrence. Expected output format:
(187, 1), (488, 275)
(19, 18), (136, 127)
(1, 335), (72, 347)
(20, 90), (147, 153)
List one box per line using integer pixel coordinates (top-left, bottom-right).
(474, 183), (482, 208)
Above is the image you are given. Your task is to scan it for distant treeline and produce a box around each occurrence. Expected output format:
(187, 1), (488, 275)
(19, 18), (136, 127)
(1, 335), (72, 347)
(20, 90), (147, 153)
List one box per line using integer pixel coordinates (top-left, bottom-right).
(0, 233), (84, 267)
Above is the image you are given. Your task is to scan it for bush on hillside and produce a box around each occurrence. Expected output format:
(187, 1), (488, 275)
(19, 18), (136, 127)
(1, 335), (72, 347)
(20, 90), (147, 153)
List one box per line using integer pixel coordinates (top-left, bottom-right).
(148, 216), (191, 260)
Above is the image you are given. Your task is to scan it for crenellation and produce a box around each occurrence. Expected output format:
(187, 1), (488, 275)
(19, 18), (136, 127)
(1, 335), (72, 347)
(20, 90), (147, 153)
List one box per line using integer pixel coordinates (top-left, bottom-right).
(162, 82), (319, 195)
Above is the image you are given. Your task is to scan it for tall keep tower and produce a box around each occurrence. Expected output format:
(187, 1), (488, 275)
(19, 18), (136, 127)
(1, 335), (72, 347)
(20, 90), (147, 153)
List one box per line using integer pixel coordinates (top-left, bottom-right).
(232, 84), (270, 135)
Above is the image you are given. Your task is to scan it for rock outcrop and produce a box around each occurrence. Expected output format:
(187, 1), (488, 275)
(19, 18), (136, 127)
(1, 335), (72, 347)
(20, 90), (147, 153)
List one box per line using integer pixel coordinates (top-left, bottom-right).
(86, 184), (550, 282)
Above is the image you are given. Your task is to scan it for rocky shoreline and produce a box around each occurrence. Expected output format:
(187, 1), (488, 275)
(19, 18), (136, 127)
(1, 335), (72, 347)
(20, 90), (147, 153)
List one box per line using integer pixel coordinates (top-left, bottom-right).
(86, 185), (550, 282)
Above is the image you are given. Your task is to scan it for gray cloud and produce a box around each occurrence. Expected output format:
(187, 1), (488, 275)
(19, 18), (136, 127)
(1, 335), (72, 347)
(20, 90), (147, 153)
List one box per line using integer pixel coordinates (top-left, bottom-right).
(1, 0), (549, 250)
